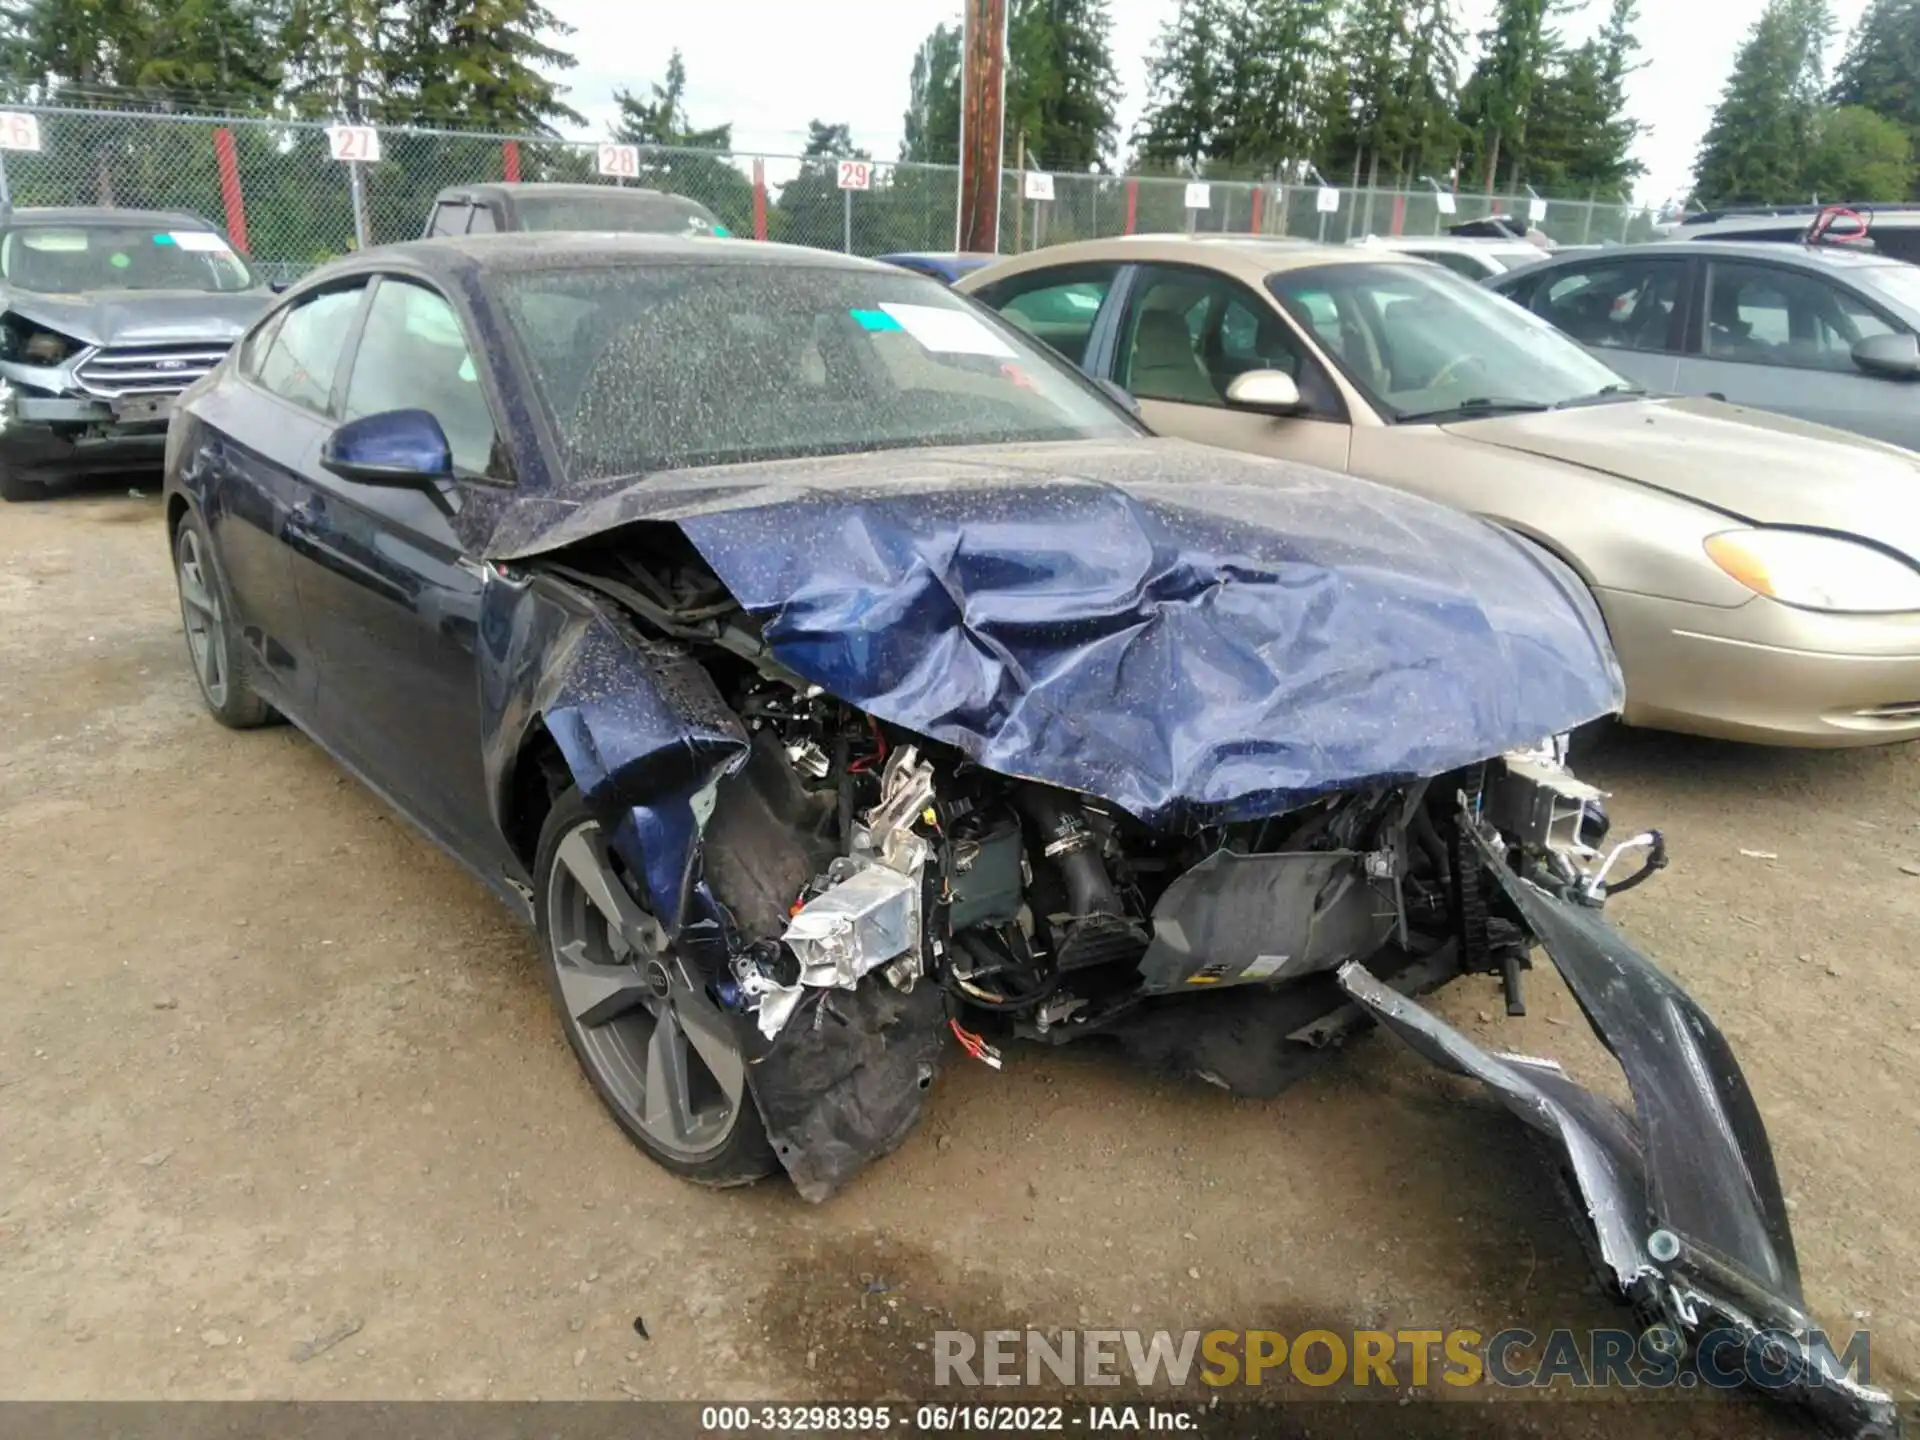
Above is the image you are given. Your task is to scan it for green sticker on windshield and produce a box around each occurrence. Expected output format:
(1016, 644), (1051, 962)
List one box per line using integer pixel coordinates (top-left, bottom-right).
(152, 232), (176, 245)
(109, 252), (130, 268)
(849, 308), (902, 332)
(710, 224), (731, 237)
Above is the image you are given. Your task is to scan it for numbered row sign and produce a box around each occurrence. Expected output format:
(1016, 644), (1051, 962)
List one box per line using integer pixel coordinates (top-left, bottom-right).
(598, 144), (639, 179)
(0, 111), (40, 152)
(1024, 171), (1054, 202)
(836, 159), (872, 191)
(326, 125), (381, 163)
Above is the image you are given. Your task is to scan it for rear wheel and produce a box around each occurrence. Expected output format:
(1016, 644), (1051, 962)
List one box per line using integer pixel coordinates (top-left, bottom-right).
(534, 788), (776, 1186)
(173, 513), (276, 728)
(0, 462), (41, 502)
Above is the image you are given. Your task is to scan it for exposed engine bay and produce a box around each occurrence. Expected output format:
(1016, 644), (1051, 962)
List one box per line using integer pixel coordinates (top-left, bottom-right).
(544, 532), (1662, 1097)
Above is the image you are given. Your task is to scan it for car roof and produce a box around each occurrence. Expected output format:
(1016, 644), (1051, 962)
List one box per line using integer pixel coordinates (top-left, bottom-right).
(1680, 205), (1920, 228)
(329, 231), (895, 278)
(1359, 235), (1540, 253)
(0, 205), (216, 229)
(1521, 238), (1907, 272)
(434, 182), (700, 205)
(961, 233), (1415, 286)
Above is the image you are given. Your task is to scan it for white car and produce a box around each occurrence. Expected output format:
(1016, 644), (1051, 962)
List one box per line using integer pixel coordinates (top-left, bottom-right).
(1351, 234), (1553, 280)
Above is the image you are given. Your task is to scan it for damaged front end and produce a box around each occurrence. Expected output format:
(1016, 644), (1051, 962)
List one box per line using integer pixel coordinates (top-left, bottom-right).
(1337, 779), (1897, 1437)
(468, 451), (1885, 1433)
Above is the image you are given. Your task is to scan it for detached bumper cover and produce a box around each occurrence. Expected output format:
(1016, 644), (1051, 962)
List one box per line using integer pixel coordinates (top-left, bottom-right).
(1336, 829), (1897, 1438)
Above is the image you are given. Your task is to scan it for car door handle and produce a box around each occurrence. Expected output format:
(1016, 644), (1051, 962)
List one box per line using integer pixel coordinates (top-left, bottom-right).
(455, 556), (489, 581)
(1706, 392), (1727, 401)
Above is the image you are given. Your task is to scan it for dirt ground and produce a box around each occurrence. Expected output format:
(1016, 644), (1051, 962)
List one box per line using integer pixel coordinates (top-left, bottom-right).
(3, 489), (1917, 1436)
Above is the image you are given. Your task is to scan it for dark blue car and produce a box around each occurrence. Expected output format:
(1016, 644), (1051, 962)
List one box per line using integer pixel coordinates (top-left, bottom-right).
(159, 233), (1876, 1432)
(876, 251), (1000, 284)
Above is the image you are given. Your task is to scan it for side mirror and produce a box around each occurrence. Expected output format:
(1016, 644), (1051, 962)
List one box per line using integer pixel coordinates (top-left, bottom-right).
(322, 409), (453, 488)
(1225, 368), (1304, 413)
(1852, 331), (1920, 379)
(1096, 377), (1142, 417)
(268, 279), (290, 294)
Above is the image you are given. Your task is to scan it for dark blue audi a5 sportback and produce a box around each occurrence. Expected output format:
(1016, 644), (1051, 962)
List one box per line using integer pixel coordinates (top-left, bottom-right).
(158, 233), (1885, 1435)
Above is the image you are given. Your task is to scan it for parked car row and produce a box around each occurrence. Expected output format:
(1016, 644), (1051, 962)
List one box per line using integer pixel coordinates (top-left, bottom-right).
(956, 234), (1920, 750)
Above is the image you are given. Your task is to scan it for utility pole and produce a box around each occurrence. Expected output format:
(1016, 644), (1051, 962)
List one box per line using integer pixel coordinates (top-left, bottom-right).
(956, 0), (1007, 253)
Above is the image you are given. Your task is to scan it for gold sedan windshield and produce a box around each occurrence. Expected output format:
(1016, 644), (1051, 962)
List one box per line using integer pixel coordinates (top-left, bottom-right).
(1269, 261), (1633, 422)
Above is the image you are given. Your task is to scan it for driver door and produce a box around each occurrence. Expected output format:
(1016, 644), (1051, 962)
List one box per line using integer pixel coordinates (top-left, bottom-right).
(287, 273), (510, 872)
(1110, 264), (1353, 472)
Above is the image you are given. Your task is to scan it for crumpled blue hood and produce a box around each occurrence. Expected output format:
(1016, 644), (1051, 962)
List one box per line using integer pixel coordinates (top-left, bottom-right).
(487, 439), (1623, 828)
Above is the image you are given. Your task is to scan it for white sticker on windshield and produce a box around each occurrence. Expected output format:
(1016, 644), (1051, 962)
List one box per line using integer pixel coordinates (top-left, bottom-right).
(171, 231), (232, 253)
(877, 302), (1015, 358)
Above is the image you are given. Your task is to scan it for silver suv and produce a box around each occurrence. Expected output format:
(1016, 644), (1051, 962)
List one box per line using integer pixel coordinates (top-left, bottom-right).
(1488, 239), (1920, 450)
(1671, 204), (1920, 264)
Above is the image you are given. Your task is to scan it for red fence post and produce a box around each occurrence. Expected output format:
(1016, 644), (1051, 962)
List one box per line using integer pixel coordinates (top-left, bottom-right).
(1124, 178), (1138, 236)
(753, 159), (768, 241)
(1390, 194), (1406, 236)
(1249, 184), (1265, 234)
(212, 128), (249, 254)
(502, 140), (521, 183)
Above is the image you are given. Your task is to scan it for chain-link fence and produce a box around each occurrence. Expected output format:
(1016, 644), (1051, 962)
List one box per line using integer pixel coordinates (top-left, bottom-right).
(0, 101), (1658, 279)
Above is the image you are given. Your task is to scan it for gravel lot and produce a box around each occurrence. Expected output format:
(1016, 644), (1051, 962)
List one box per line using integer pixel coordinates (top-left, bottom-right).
(4, 488), (1917, 1435)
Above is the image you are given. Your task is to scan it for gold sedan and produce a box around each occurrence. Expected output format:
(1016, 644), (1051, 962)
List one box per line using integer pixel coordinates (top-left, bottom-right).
(959, 236), (1920, 747)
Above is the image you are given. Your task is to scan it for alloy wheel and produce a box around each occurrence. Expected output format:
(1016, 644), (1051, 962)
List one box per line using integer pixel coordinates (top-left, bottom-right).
(544, 819), (747, 1162)
(175, 527), (228, 708)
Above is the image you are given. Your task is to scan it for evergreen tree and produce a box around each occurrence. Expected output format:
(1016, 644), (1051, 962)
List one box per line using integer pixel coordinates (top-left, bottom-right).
(136, 0), (282, 104)
(610, 52), (753, 234)
(1521, 0), (1643, 197)
(1394, 0), (1468, 181)
(901, 21), (961, 164)
(413, 0), (582, 132)
(280, 0), (405, 121)
(1329, 0), (1411, 187)
(1693, 0), (1835, 204)
(1134, 0), (1223, 169)
(1831, 0), (1920, 129)
(1458, 0), (1555, 190)
(1210, 0), (1338, 171)
(773, 119), (872, 249)
(1006, 0), (1122, 170)
(612, 49), (732, 150)
(1804, 103), (1913, 198)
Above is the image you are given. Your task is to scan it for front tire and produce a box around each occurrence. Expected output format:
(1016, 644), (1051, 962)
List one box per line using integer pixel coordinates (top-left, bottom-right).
(0, 462), (41, 502)
(172, 512), (275, 729)
(534, 787), (777, 1187)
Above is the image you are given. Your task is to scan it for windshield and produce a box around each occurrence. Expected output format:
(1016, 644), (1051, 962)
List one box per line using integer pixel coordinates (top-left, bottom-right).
(0, 224), (256, 294)
(1268, 261), (1630, 421)
(1861, 262), (1920, 318)
(511, 193), (726, 236)
(498, 262), (1139, 479)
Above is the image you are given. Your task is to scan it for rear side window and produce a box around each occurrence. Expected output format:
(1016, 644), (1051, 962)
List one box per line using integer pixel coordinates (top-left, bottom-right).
(427, 201), (472, 238)
(974, 265), (1118, 365)
(1702, 260), (1900, 371)
(256, 285), (365, 412)
(1531, 260), (1684, 353)
(1410, 250), (1493, 280)
(237, 309), (286, 380)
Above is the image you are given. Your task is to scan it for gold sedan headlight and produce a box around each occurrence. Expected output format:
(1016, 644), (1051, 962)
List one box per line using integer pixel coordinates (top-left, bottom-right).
(1705, 528), (1920, 614)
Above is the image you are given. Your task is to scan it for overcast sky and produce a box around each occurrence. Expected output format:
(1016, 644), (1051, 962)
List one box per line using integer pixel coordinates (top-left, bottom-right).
(548, 0), (1872, 206)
